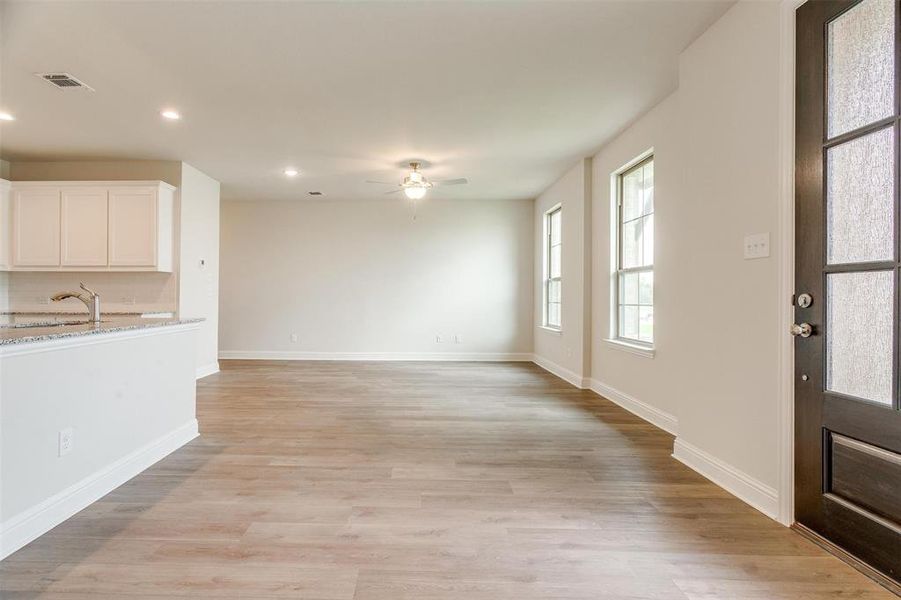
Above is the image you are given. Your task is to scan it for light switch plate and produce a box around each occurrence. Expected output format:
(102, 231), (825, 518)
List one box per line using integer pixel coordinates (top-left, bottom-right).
(744, 233), (770, 260)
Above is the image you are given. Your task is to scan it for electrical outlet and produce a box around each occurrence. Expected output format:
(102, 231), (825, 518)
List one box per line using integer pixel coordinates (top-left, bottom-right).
(435, 335), (443, 343)
(290, 333), (298, 343)
(121, 296), (136, 306)
(37, 296), (50, 305)
(59, 428), (74, 457)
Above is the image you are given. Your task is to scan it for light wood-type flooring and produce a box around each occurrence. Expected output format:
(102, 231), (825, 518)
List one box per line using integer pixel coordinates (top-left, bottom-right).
(1, 360), (896, 599)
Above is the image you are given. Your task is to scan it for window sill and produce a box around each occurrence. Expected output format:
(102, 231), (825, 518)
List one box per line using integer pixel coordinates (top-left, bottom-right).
(538, 326), (562, 335)
(603, 338), (655, 359)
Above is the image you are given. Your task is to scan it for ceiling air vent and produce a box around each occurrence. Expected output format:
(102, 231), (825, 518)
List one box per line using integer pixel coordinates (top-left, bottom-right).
(35, 73), (95, 91)
(308, 191), (324, 196)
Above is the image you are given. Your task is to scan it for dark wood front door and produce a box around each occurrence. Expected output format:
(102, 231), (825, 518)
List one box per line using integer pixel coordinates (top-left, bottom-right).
(796, 0), (901, 583)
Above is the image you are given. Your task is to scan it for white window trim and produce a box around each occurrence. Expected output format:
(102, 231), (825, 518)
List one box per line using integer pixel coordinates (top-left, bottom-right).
(610, 149), (655, 351)
(542, 203), (562, 331)
(603, 337), (656, 359)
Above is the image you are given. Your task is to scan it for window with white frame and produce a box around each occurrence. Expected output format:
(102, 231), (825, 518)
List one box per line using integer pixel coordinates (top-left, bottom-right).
(544, 205), (562, 329)
(615, 156), (654, 345)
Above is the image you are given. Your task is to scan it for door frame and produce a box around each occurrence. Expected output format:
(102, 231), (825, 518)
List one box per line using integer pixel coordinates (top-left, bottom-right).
(777, 0), (805, 528)
(785, 2), (901, 589)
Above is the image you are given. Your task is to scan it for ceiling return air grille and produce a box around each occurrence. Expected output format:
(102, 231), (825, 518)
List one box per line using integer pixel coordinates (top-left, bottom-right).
(35, 73), (95, 91)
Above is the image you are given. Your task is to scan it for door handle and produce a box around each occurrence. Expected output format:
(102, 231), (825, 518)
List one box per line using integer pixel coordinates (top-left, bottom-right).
(790, 323), (813, 338)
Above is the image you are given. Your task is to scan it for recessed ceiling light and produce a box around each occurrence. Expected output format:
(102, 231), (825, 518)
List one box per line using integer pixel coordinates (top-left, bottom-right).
(161, 110), (181, 120)
(284, 168), (299, 177)
(0, 112), (15, 121)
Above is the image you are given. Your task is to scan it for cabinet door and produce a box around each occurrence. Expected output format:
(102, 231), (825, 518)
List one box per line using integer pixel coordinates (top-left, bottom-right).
(0, 183), (10, 270)
(61, 188), (108, 266)
(108, 188), (157, 267)
(13, 188), (61, 267)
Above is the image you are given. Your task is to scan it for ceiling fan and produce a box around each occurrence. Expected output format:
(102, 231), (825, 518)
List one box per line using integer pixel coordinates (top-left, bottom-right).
(366, 162), (468, 200)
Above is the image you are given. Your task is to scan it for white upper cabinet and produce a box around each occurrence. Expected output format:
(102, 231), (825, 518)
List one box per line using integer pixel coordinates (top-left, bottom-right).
(13, 187), (61, 268)
(9, 181), (175, 272)
(109, 186), (171, 269)
(61, 187), (109, 267)
(0, 180), (10, 270)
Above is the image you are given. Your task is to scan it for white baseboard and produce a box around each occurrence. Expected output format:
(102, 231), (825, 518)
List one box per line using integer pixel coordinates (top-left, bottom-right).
(672, 438), (779, 521)
(196, 361), (220, 379)
(0, 419), (199, 560)
(587, 378), (678, 436)
(219, 351), (534, 362)
(532, 355), (589, 389)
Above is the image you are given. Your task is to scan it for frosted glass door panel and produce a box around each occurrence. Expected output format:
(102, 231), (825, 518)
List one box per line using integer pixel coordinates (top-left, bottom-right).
(827, 0), (895, 137)
(826, 271), (894, 405)
(826, 127), (895, 264)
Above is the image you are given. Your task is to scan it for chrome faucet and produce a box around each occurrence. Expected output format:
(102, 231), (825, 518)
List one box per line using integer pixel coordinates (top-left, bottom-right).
(51, 283), (101, 323)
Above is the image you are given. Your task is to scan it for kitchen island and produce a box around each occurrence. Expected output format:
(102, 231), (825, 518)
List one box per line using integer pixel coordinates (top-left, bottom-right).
(0, 315), (202, 559)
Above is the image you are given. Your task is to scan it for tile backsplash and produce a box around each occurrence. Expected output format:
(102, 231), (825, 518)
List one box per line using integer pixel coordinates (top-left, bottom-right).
(0, 273), (8, 312)
(7, 272), (177, 313)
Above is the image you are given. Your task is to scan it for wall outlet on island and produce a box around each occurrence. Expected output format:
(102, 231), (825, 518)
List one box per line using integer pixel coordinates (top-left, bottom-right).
(58, 427), (74, 457)
(290, 333), (298, 343)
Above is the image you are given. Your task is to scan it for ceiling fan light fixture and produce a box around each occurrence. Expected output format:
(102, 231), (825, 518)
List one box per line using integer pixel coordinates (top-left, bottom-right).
(404, 186), (427, 200)
(365, 160), (466, 200)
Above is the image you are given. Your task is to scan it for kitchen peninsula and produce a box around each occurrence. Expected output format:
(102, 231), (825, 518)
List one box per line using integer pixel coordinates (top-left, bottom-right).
(0, 312), (202, 559)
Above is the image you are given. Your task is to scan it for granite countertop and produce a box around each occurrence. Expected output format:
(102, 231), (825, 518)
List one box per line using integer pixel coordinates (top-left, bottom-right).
(0, 315), (203, 346)
(0, 310), (174, 316)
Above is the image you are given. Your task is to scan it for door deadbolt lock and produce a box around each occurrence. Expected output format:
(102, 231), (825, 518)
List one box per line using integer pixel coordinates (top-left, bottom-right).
(790, 323), (813, 338)
(796, 293), (813, 308)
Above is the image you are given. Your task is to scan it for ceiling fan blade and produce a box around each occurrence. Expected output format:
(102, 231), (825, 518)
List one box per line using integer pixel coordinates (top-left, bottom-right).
(384, 188), (402, 195)
(433, 178), (468, 186)
(365, 180), (397, 185)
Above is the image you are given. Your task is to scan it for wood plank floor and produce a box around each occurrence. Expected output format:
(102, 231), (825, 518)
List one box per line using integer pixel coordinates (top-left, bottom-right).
(1, 360), (896, 599)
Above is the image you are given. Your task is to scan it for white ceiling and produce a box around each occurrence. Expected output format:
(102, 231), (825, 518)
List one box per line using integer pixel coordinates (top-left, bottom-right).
(0, 1), (732, 202)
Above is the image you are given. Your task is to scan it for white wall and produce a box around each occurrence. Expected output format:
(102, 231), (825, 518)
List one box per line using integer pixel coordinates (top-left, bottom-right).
(178, 163), (220, 376)
(537, 0), (789, 520)
(220, 197), (533, 359)
(533, 159), (591, 385)
(670, 0), (783, 496)
(0, 325), (199, 558)
(590, 93), (683, 423)
(9, 160), (181, 187)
